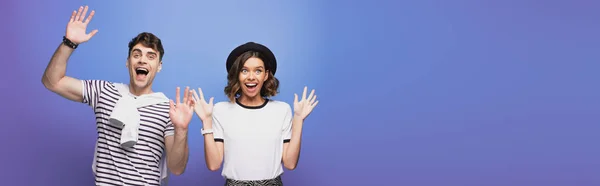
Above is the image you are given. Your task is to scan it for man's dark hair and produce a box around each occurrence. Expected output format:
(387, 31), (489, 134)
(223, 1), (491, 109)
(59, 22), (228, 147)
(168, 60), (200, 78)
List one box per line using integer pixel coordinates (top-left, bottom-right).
(128, 32), (165, 61)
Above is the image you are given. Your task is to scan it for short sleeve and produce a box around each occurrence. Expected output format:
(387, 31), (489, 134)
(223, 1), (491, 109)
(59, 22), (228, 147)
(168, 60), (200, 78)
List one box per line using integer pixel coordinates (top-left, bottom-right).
(81, 80), (108, 108)
(212, 112), (225, 142)
(282, 104), (293, 143)
(165, 119), (175, 137)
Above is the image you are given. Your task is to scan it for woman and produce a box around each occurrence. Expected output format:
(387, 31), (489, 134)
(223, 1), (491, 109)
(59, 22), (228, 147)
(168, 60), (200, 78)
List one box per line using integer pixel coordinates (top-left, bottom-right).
(191, 42), (318, 185)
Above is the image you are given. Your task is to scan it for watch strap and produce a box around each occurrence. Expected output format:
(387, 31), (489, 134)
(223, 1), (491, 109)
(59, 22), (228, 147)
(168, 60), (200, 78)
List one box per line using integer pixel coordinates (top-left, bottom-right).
(201, 128), (214, 135)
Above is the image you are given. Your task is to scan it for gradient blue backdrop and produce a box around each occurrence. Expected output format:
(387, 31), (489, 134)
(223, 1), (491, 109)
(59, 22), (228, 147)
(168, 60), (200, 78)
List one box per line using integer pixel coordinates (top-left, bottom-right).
(1, 0), (599, 185)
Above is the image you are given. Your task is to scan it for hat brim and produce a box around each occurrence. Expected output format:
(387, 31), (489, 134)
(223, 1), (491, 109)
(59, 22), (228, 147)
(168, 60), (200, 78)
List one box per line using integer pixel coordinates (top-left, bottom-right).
(226, 42), (277, 75)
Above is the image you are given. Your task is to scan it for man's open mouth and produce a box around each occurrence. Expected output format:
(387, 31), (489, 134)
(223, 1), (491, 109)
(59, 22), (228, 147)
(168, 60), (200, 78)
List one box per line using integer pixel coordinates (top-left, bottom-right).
(135, 67), (149, 80)
(135, 67), (149, 75)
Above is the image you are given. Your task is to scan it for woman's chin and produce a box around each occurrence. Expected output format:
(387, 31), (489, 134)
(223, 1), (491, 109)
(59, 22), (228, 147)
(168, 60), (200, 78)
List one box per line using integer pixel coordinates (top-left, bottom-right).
(240, 92), (260, 100)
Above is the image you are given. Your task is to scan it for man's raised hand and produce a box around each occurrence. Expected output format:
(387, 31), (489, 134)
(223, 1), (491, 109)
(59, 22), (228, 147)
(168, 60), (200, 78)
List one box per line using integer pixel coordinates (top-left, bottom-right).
(66, 5), (98, 44)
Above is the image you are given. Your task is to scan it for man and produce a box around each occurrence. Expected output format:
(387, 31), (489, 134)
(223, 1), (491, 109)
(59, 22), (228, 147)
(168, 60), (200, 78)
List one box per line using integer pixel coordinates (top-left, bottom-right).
(41, 5), (194, 186)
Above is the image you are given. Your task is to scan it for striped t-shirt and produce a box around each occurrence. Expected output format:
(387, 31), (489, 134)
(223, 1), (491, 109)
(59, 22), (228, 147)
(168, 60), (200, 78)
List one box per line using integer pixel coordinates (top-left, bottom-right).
(82, 80), (174, 186)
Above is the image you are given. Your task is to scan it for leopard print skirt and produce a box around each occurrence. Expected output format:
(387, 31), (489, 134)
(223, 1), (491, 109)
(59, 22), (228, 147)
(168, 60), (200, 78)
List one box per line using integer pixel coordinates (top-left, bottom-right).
(225, 175), (283, 186)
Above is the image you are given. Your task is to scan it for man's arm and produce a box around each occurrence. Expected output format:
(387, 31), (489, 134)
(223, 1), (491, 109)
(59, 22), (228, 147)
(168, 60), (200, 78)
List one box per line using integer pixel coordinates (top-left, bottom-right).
(42, 5), (98, 102)
(165, 87), (200, 175)
(282, 111), (303, 170)
(165, 124), (189, 175)
(42, 43), (84, 102)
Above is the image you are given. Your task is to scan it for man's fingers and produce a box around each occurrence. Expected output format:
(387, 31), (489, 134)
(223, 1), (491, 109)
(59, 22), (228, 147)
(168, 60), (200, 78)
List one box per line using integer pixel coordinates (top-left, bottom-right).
(175, 87), (181, 104)
(188, 94), (195, 108)
(79, 6), (89, 22)
(70, 10), (76, 22)
(84, 10), (95, 24)
(169, 100), (176, 111)
(183, 87), (190, 104)
(75, 6), (83, 22)
(209, 97), (214, 105)
(310, 95), (317, 105)
(87, 29), (98, 39)
(187, 90), (194, 105)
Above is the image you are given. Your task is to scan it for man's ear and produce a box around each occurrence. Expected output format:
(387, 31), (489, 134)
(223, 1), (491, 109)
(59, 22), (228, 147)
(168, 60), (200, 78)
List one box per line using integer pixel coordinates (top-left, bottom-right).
(158, 61), (163, 72)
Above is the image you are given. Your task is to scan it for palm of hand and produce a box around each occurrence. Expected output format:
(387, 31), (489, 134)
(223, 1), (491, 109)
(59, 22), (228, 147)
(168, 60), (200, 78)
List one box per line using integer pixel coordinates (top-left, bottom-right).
(169, 87), (196, 130)
(192, 88), (215, 121)
(294, 86), (319, 119)
(66, 6), (98, 44)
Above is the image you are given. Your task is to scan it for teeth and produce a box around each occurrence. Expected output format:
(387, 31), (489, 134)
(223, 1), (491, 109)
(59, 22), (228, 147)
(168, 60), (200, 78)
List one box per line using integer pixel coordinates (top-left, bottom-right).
(246, 83), (257, 86)
(136, 67), (148, 72)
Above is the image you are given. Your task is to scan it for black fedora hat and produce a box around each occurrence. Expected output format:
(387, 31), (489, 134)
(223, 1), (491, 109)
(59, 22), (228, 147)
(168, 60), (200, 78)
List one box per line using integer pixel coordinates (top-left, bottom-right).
(226, 42), (277, 75)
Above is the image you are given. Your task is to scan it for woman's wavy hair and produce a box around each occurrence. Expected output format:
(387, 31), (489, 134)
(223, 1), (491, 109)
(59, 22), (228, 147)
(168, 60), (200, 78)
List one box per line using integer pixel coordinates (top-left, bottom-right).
(224, 51), (279, 102)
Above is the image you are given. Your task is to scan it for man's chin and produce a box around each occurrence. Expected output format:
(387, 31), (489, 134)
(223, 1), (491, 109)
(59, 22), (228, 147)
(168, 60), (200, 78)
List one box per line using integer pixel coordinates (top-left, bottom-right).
(131, 80), (149, 89)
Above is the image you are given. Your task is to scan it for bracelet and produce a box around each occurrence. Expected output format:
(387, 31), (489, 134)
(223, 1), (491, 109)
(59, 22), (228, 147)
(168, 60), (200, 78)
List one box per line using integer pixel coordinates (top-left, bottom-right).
(201, 128), (214, 135)
(62, 36), (79, 49)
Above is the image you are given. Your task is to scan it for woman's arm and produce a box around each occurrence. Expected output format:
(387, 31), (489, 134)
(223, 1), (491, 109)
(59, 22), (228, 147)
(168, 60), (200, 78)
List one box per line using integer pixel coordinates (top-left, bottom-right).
(282, 86), (319, 170)
(203, 117), (225, 171)
(282, 116), (303, 170)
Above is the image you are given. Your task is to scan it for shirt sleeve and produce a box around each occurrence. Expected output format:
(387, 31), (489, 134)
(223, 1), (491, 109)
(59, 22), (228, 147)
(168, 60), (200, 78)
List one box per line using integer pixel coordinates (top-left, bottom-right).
(282, 104), (293, 143)
(165, 119), (175, 137)
(81, 80), (108, 109)
(212, 107), (225, 142)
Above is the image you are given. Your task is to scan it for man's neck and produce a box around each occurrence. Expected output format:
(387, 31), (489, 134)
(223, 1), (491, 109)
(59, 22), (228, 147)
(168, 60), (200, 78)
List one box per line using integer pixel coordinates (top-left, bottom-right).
(238, 96), (265, 107)
(129, 85), (153, 97)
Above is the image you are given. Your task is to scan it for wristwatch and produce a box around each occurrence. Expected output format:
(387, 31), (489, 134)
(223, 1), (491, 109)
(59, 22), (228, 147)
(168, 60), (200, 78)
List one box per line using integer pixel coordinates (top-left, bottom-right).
(201, 128), (214, 135)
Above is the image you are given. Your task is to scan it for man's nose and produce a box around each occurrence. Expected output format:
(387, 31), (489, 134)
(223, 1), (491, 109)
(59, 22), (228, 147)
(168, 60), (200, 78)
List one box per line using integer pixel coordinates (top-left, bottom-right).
(137, 56), (148, 64)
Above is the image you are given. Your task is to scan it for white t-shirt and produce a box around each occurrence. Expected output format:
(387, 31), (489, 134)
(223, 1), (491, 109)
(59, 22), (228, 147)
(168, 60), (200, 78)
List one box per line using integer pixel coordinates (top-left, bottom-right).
(212, 99), (293, 181)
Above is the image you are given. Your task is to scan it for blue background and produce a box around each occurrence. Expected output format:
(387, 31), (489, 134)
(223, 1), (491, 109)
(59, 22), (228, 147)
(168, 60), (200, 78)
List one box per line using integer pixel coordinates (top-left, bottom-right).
(1, 0), (599, 185)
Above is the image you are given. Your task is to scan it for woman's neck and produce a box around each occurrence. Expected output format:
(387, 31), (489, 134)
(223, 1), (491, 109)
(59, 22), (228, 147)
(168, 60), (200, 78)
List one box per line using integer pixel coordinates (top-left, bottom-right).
(238, 96), (265, 107)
